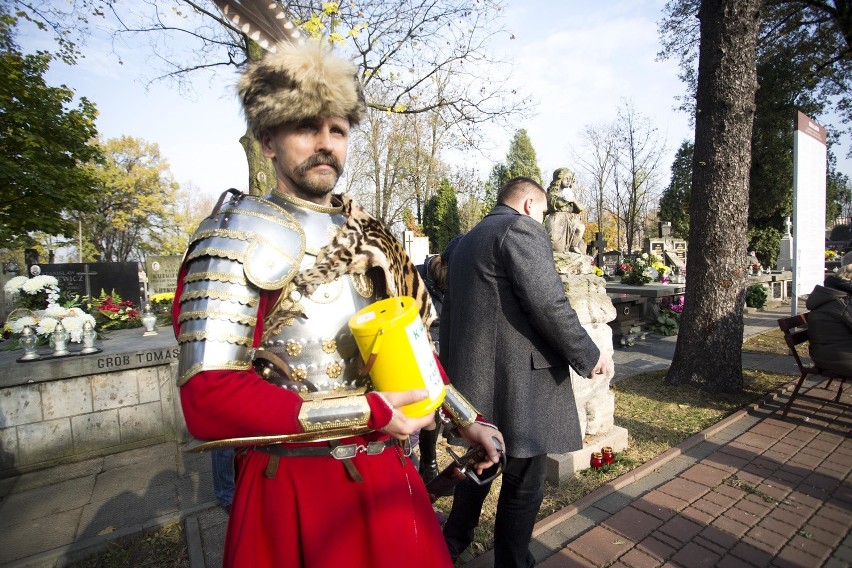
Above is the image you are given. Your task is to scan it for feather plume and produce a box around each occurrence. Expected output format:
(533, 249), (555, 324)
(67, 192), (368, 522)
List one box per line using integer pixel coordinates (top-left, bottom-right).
(212, 0), (305, 52)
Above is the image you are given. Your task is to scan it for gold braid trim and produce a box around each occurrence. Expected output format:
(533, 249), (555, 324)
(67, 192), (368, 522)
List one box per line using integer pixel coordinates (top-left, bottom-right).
(177, 361), (252, 387)
(177, 331), (254, 346)
(272, 190), (344, 214)
(298, 395), (371, 433)
(191, 228), (256, 242)
(184, 271), (248, 285)
(442, 384), (479, 428)
(179, 289), (259, 306)
(218, 204), (303, 231)
(187, 246), (243, 263)
(177, 309), (258, 326)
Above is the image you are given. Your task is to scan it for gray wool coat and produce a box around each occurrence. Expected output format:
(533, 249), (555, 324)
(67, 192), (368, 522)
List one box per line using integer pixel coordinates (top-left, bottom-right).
(439, 205), (600, 458)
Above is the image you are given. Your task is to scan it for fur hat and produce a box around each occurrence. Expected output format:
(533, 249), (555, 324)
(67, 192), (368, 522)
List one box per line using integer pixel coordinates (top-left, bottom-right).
(238, 40), (366, 139)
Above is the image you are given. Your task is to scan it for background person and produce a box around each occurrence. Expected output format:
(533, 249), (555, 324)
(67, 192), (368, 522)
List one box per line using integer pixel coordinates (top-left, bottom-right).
(439, 177), (610, 567)
(806, 264), (852, 377)
(414, 234), (463, 483)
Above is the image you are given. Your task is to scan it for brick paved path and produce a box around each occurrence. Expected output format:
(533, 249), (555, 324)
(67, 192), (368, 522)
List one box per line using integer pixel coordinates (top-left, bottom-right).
(535, 381), (851, 568)
(184, 380), (852, 568)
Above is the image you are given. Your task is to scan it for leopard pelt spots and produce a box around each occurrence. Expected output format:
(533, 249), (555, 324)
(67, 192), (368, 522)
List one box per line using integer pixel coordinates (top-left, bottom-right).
(293, 196), (434, 328)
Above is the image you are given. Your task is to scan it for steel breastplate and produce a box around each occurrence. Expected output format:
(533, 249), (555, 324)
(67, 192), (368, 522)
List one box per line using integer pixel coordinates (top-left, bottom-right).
(262, 192), (381, 396)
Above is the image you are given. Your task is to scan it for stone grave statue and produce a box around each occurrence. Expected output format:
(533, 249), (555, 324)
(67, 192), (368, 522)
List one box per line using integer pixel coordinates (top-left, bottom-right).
(544, 168), (587, 254)
(544, 172), (627, 480)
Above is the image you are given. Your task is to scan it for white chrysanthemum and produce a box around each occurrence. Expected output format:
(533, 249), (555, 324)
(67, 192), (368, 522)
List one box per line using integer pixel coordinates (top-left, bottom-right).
(62, 316), (84, 342)
(45, 304), (69, 319)
(36, 317), (59, 336)
(4, 276), (28, 293)
(10, 316), (38, 333)
(641, 253), (649, 259)
(22, 278), (46, 294)
(67, 307), (85, 317)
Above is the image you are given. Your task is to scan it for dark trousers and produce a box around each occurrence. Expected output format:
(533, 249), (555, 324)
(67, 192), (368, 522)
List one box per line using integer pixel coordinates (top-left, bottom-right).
(443, 454), (547, 568)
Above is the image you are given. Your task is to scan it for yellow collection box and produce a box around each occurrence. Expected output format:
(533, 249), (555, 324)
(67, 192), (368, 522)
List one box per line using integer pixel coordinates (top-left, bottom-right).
(349, 296), (446, 417)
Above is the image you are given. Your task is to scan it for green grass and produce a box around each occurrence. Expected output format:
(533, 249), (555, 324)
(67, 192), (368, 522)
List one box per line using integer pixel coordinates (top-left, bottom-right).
(742, 327), (790, 355)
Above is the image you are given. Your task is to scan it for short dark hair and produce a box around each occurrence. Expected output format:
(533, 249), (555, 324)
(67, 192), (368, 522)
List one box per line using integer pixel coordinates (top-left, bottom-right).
(497, 177), (546, 206)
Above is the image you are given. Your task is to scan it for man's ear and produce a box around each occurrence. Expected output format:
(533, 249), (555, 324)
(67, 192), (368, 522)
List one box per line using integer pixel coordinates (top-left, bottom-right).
(260, 131), (276, 159)
(522, 198), (533, 217)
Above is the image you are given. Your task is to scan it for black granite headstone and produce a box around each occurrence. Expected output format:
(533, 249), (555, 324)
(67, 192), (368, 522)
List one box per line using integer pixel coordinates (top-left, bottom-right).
(35, 262), (145, 307)
(601, 251), (623, 275)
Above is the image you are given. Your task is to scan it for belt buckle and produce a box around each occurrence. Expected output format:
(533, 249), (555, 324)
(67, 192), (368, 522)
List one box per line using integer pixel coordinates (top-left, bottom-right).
(331, 444), (358, 460)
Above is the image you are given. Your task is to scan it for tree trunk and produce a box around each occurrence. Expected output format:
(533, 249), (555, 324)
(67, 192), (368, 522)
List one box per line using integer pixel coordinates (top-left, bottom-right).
(239, 40), (276, 196)
(666, 0), (760, 392)
(239, 131), (276, 196)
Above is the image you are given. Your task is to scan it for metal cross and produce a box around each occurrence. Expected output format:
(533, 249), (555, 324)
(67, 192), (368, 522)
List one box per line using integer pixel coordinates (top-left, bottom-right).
(593, 232), (607, 268)
(76, 263), (98, 302)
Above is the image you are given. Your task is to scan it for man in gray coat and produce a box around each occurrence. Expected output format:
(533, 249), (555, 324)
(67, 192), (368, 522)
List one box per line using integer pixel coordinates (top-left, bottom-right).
(440, 176), (609, 567)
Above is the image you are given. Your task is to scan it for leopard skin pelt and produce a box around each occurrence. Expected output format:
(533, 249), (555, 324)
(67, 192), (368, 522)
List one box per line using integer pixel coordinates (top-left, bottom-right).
(293, 195), (435, 329)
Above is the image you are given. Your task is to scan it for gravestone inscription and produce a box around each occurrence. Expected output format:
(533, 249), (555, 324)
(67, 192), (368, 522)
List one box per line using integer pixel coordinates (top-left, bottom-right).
(35, 262), (146, 306)
(144, 255), (182, 296)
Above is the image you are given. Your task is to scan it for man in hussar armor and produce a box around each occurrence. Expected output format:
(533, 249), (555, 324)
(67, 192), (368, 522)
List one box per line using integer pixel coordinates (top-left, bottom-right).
(173, 29), (503, 568)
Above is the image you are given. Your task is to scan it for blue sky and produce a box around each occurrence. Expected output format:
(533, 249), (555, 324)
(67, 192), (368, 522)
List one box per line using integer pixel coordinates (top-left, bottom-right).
(19, 0), (851, 200)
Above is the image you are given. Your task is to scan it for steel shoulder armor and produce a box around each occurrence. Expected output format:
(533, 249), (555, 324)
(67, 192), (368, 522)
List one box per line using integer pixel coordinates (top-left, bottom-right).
(176, 191), (305, 386)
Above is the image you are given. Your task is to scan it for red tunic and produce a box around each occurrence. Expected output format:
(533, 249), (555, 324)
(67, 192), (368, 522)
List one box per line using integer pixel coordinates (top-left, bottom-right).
(176, 280), (452, 567)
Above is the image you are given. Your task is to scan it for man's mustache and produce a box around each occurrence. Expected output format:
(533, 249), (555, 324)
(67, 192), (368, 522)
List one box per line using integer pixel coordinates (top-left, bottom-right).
(296, 153), (343, 176)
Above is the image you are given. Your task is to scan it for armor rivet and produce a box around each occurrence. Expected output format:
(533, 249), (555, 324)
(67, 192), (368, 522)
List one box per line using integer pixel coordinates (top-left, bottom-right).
(327, 362), (342, 379)
(286, 339), (302, 357)
(322, 339), (337, 354)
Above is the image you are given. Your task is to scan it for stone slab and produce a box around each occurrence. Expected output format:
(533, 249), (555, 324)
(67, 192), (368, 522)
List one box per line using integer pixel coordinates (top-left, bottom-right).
(606, 283), (686, 298)
(72, 409), (121, 453)
(546, 426), (629, 484)
(0, 327), (178, 388)
(17, 418), (74, 466)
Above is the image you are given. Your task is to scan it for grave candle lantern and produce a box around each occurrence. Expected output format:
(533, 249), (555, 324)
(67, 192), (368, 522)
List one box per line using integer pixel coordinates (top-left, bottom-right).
(19, 326), (40, 360)
(51, 321), (70, 356)
(590, 452), (603, 469)
(80, 320), (98, 354)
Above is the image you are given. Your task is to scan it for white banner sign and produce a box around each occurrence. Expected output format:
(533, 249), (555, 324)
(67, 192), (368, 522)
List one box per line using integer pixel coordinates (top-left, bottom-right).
(792, 111), (827, 311)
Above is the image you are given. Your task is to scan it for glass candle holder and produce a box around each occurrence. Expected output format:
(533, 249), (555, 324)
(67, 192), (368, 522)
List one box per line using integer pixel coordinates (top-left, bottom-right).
(52, 321), (70, 356)
(142, 303), (158, 336)
(601, 446), (614, 465)
(80, 320), (98, 354)
(19, 325), (41, 360)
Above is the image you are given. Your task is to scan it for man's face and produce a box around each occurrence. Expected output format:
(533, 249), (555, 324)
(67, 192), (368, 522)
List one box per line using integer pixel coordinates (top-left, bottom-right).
(261, 116), (350, 199)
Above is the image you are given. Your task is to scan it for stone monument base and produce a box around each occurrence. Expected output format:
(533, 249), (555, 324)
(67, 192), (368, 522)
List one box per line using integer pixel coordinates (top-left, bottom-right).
(545, 426), (629, 484)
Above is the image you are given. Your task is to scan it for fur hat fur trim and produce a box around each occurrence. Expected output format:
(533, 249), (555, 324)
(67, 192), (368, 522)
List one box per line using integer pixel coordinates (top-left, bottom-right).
(238, 40), (366, 139)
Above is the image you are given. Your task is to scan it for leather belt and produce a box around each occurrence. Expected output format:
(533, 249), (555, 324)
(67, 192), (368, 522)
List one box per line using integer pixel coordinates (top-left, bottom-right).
(256, 438), (401, 460)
